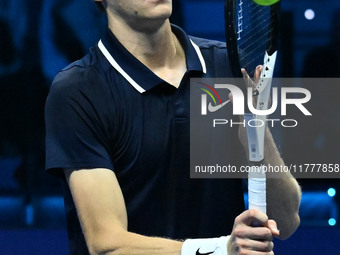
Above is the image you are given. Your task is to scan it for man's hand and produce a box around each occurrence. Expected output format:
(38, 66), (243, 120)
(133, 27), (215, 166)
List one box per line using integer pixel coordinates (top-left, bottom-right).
(227, 209), (280, 255)
(228, 65), (264, 154)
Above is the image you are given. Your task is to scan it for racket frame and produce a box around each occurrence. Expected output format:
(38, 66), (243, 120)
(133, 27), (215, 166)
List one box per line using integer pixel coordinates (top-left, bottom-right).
(224, 0), (281, 214)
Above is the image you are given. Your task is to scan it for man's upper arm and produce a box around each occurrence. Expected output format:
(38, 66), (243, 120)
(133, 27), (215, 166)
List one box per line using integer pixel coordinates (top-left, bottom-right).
(64, 168), (128, 253)
(45, 67), (114, 175)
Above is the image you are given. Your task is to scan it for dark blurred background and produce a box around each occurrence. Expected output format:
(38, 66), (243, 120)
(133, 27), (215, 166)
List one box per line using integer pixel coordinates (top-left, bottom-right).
(0, 0), (339, 254)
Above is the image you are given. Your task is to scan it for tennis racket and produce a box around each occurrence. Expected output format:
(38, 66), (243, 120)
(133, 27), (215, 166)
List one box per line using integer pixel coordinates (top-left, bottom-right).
(224, 0), (280, 214)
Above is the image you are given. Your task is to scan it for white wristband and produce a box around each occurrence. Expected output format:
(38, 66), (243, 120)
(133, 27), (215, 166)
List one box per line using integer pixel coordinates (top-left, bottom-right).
(181, 236), (230, 255)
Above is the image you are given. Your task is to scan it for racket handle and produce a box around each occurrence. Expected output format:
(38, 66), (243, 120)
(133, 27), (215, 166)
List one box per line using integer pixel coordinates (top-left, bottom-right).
(248, 168), (266, 214)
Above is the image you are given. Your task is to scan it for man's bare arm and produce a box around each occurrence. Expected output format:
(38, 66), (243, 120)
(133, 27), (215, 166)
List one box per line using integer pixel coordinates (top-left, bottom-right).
(65, 168), (278, 255)
(238, 67), (301, 240)
(264, 129), (301, 240)
(65, 168), (182, 255)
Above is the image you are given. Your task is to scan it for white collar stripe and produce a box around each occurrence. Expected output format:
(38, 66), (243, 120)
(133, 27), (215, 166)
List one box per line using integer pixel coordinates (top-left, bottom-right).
(190, 39), (207, 74)
(98, 40), (145, 93)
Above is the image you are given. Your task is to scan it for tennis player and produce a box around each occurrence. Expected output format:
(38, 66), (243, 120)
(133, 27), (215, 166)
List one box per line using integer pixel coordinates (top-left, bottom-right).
(45, 1), (301, 254)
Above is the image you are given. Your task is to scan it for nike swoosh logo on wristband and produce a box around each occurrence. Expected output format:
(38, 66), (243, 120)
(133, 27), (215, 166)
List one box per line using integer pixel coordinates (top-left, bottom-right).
(196, 249), (214, 255)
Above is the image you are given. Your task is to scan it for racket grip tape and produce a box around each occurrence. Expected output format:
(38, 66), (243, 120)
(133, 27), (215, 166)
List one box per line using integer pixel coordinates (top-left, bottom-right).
(248, 177), (267, 214)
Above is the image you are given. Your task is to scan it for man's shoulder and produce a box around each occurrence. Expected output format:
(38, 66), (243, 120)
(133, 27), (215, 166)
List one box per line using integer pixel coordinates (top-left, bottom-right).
(52, 48), (106, 91)
(189, 35), (231, 76)
(49, 49), (112, 104)
(189, 36), (226, 50)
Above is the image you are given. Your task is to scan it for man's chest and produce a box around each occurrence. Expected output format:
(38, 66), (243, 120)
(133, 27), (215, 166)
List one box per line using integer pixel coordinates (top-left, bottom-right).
(109, 84), (191, 179)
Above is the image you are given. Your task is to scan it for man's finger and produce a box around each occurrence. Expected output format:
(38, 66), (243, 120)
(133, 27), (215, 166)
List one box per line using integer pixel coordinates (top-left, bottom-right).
(241, 68), (258, 97)
(235, 209), (269, 227)
(241, 68), (252, 87)
(233, 225), (273, 241)
(268, 220), (280, 237)
(228, 92), (233, 103)
(234, 238), (274, 252)
(254, 65), (263, 84)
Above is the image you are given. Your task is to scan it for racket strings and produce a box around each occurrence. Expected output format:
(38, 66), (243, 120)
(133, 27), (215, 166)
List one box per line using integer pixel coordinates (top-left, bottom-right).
(237, 4), (268, 38)
(239, 7), (269, 33)
(239, 17), (273, 51)
(240, 27), (274, 66)
(239, 27), (273, 59)
(239, 13), (273, 47)
(235, 1), (275, 77)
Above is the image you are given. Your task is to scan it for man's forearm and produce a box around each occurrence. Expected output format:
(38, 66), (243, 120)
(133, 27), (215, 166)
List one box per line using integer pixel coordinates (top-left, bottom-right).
(263, 128), (301, 239)
(93, 230), (182, 255)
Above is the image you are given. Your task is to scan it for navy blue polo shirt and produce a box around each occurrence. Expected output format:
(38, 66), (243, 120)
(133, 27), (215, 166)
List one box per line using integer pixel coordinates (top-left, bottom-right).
(45, 25), (245, 255)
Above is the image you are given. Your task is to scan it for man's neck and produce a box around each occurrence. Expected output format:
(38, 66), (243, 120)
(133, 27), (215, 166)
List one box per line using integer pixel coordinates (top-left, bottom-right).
(107, 15), (186, 87)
